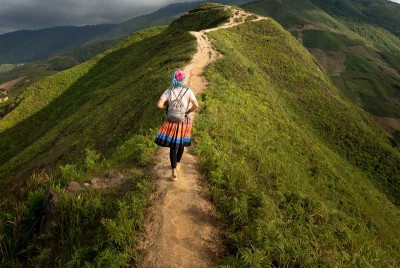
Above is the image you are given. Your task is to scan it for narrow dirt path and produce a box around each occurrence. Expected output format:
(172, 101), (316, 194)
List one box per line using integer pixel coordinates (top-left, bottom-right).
(137, 7), (267, 268)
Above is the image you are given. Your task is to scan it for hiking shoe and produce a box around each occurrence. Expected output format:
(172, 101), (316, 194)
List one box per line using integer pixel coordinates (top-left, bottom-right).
(171, 169), (178, 181)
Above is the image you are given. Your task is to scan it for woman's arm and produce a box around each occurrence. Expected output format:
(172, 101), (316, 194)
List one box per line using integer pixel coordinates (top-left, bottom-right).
(157, 98), (167, 111)
(187, 99), (199, 114)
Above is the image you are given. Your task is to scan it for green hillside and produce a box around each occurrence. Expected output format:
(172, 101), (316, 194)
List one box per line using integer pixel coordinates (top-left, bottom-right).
(0, 25), (116, 64)
(311, 0), (400, 37)
(0, 4), (232, 266)
(88, 0), (251, 44)
(195, 17), (400, 267)
(0, 0), (250, 122)
(0, 64), (17, 74)
(1, 2), (399, 267)
(243, 0), (400, 131)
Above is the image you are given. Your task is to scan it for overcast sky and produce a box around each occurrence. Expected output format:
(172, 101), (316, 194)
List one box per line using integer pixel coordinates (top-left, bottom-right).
(0, 0), (399, 35)
(0, 0), (202, 34)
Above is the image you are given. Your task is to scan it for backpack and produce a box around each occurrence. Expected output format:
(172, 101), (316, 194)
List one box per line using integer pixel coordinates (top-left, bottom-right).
(167, 86), (189, 123)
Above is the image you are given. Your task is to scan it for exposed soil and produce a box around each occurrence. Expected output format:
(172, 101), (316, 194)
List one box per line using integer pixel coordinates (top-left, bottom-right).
(0, 76), (26, 90)
(308, 48), (346, 75)
(65, 171), (129, 192)
(288, 24), (324, 44)
(373, 116), (400, 134)
(136, 7), (267, 268)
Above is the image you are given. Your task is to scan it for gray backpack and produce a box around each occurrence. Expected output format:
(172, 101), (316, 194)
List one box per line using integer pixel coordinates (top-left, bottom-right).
(167, 86), (189, 123)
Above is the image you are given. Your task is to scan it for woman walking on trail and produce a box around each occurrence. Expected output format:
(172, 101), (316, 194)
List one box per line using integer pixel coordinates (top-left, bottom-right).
(155, 69), (199, 181)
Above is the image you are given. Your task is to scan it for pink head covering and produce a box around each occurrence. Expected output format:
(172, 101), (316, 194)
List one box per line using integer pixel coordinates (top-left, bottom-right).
(171, 69), (186, 88)
(175, 69), (185, 81)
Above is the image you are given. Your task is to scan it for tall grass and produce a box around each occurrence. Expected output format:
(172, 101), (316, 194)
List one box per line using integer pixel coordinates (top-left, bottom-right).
(243, 0), (400, 119)
(195, 18), (400, 267)
(0, 3), (232, 265)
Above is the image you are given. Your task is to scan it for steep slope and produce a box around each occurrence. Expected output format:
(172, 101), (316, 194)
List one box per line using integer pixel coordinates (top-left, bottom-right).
(138, 7), (265, 267)
(311, 0), (400, 37)
(0, 0), (251, 123)
(89, 0), (252, 44)
(0, 4), (233, 266)
(195, 15), (400, 266)
(1, 2), (399, 267)
(242, 0), (400, 139)
(88, 2), (204, 44)
(0, 24), (116, 64)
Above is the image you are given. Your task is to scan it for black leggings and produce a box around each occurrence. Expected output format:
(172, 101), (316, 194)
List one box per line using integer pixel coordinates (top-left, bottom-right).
(170, 145), (184, 169)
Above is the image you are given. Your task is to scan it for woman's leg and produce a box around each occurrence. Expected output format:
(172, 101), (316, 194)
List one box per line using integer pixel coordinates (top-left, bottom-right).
(170, 147), (178, 169)
(169, 147), (178, 180)
(177, 145), (184, 163)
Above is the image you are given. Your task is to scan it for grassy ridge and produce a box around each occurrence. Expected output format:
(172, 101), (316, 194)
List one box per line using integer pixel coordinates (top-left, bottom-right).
(0, 64), (17, 74)
(1, 149), (154, 266)
(0, 5), (232, 189)
(195, 18), (400, 266)
(243, 0), (400, 120)
(0, 25), (117, 64)
(242, 0), (342, 29)
(311, 0), (400, 37)
(0, 4), (232, 266)
(0, 26), (177, 188)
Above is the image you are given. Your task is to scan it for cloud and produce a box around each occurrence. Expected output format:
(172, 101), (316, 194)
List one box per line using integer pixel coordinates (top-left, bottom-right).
(0, 0), (202, 34)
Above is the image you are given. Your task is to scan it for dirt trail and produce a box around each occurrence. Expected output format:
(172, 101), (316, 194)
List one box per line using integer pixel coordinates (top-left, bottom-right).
(137, 8), (267, 268)
(0, 76), (26, 91)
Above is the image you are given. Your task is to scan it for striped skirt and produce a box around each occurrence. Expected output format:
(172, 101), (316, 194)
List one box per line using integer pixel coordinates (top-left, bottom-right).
(154, 116), (192, 148)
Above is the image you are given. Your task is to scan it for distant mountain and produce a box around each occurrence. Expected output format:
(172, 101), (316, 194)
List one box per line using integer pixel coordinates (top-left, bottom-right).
(0, 0), (251, 66)
(1, 3), (399, 266)
(89, 0), (252, 43)
(312, 0), (400, 37)
(0, 24), (116, 64)
(243, 0), (400, 138)
(0, 0), (252, 111)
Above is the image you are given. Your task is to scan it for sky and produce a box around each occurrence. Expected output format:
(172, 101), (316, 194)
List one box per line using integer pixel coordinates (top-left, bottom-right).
(0, 0), (202, 34)
(0, 0), (399, 35)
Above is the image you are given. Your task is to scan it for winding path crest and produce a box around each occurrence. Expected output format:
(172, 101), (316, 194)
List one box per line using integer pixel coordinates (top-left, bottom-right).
(137, 7), (267, 268)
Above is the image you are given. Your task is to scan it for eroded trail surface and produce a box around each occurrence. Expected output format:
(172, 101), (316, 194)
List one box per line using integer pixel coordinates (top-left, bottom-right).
(137, 7), (267, 268)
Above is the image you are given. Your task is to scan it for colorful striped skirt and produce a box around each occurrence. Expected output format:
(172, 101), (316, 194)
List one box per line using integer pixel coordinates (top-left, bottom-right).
(154, 116), (192, 148)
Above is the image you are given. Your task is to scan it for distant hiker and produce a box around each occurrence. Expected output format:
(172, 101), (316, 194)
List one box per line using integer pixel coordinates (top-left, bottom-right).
(155, 69), (199, 181)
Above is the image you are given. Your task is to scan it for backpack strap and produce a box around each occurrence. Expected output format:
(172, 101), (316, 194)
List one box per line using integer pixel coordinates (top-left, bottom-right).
(170, 85), (189, 103)
(179, 86), (190, 111)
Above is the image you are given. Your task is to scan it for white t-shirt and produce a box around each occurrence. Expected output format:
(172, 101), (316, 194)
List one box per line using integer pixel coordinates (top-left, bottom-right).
(160, 86), (196, 111)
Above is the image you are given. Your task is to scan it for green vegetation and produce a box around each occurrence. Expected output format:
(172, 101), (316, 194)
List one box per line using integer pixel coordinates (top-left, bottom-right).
(0, 4), (232, 265)
(1, 148), (153, 267)
(302, 30), (361, 51)
(89, 1), (250, 44)
(0, 24), (173, 186)
(245, 14), (258, 22)
(46, 40), (119, 71)
(0, 64), (17, 74)
(0, 1), (236, 120)
(311, 0), (400, 37)
(189, 2), (225, 12)
(339, 18), (400, 72)
(195, 19), (400, 266)
(0, 40), (120, 121)
(242, 0), (400, 121)
(170, 4), (232, 32)
(242, 0), (342, 29)
(0, 25), (116, 64)
(2, 2), (400, 266)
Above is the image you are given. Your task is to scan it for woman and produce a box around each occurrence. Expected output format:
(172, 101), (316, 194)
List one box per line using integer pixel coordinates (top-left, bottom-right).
(155, 69), (199, 181)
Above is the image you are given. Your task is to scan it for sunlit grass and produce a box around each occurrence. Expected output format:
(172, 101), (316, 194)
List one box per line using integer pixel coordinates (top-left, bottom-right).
(195, 18), (400, 267)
